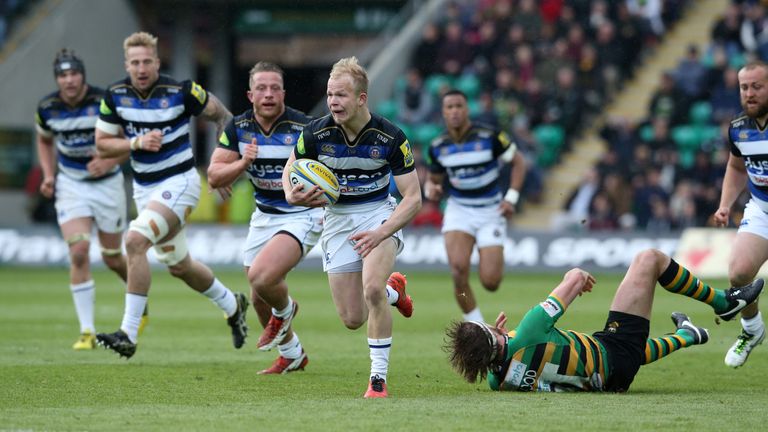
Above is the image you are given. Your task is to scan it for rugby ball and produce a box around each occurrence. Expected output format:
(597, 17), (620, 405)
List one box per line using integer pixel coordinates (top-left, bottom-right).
(289, 158), (340, 205)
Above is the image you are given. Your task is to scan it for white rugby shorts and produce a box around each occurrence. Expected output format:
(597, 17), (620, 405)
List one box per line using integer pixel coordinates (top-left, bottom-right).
(55, 171), (126, 233)
(321, 197), (404, 273)
(738, 199), (768, 240)
(442, 198), (507, 248)
(243, 208), (323, 266)
(132, 168), (200, 225)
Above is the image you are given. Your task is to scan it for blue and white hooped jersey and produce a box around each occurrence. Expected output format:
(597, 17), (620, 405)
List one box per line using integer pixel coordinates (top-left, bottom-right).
(293, 113), (415, 206)
(729, 113), (768, 212)
(97, 75), (208, 185)
(426, 122), (517, 207)
(218, 107), (312, 214)
(36, 86), (118, 181)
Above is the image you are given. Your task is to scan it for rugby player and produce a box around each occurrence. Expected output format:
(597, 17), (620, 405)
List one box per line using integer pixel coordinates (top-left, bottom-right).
(424, 89), (526, 322)
(445, 249), (762, 392)
(282, 57), (419, 398)
(208, 62), (317, 374)
(94, 32), (246, 358)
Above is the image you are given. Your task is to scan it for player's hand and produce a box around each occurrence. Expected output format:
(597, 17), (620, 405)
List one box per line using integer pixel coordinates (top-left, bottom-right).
(713, 206), (730, 227)
(286, 183), (326, 207)
(566, 268), (595, 295)
(86, 155), (115, 177)
(39, 176), (54, 198)
(494, 311), (508, 333)
(499, 200), (517, 219)
(349, 229), (387, 259)
(212, 185), (232, 200)
(424, 180), (443, 201)
(240, 138), (258, 168)
(135, 130), (163, 152)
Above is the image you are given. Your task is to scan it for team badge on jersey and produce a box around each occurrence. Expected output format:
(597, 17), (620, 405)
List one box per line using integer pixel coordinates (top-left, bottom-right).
(370, 146), (381, 159)
(219, 132), (230, 147)
(400, 141), (414, 167)
(99, 99), (112, 115)
(498, 131), (512, 148)
(160, 98), (169, 108)
(190, 81), (207, 105)
(321, 144), (335, 156)
(284, 135), (294, 145)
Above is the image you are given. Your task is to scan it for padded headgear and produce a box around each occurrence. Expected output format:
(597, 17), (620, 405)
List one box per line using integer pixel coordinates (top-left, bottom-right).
(53, 48), (85, 78)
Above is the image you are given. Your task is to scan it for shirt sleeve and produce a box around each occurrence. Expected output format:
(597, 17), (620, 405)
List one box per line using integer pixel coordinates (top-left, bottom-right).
(182, 80), (209, 116)
(727, 124), (742, 157)
(293, 129), (318, 160)
(426, 144), (445, 174)
(492, 129), (517, 159)
(217, 119), (239, 153)
(35, 106), (52, 137)
(388, 128), (416, 176)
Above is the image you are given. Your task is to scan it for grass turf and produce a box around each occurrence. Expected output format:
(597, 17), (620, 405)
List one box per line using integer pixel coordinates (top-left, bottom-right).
(0, 266), (765, 431)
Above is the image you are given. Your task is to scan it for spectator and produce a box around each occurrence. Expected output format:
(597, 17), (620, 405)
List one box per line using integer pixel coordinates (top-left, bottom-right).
(647, 71), (689, 126)
(710, 67), (742, 123)
(396, 68), (435, 125)
(674, 44), (708, 100)
(413, 23), (441, 77)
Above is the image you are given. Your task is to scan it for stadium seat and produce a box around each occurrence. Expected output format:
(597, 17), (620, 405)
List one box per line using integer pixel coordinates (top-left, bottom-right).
(227, 179), (254, 224)
(425, 74), (454, 97)
(532, 124), (565, 168)
(413, 123), (443, 148)
(639, 124), (654, 142)
(671, 125), (700, 168)
(375, 99), (398, 119)
(689, 101), (712, 126)
(455, 74), (481, 99)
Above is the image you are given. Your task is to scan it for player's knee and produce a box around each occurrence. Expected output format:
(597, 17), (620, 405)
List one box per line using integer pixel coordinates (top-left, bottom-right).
(481, 277), (501, 292)
(633, 249), (662, 269)
(125, 231), (152, 256)
(247, 267), (277, 294)
(449, 262), (470, 280)
(363, 284), (387, 307)
(69, 244), (90, 269)
(167, 260), (191, 278)
(340, 315), (365, 330)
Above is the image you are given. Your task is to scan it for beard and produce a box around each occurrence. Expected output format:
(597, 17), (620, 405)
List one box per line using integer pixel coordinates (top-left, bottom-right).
(744, 101), (768, 119)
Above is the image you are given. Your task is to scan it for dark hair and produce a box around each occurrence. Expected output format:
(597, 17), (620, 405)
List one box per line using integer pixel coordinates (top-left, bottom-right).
(53, 48), (85, 77)
(443, 321), (496, 383)
(442, 89), (467, 102)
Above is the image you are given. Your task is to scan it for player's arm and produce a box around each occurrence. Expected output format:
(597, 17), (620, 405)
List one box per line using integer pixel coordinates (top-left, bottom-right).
(282, 151), (324, 207)
(713, 153), (748, 227)
(549, 268), (595, 309)
(35, 130), (56, 198)
(499, 150), (527, 217)
(199, 93), (232, 138)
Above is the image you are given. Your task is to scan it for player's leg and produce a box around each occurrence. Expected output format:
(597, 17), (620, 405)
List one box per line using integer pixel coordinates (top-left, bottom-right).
(328, 272), (367, 329)
(444, 231), (480, 320)
(724, 231), (768, 367)
(360, 237), (397, 398)
(477, 245), (504, 292)
(642, 312), (710, 365)
(249, 233), (302, 351)
(61, 217), (97, 349)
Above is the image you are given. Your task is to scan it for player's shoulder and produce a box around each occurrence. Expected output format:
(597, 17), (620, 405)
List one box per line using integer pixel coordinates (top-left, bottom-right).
(233, 109), (254, 128)
(305, 114), (336, 135)
(105, 77), (132, 95)
(84, 86), (105, 103)
(368, 112), (403, 140)
(730, 112), (749, 129)
(470, 121), (499, 138)
(37, 90), (61, 109)
(284, 106), (312, 124)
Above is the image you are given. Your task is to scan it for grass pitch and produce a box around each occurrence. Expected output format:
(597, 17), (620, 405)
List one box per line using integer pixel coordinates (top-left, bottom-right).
(1, 266), (766, 431)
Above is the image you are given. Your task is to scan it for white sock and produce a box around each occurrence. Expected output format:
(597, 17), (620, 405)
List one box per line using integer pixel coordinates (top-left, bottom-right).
(71, 280), (95, 334)
(742, 311), (765, 335)
(121, 293), (148, 343)
(463, 307), (484, 322)
(369, 337), (392, 382)
(272, 297), (294, 318)
(278, 332), (303, 359)
(385, 285), (399, 305)
(201, 278), (237, 317)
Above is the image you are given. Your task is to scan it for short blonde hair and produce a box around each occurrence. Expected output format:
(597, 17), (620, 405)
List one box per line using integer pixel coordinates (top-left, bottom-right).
(123, 32), (158, 57)
(330, 56), (368, 94)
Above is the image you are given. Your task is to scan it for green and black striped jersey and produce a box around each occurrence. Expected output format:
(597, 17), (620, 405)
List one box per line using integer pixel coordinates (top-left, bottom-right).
(488, 295), (610, 392)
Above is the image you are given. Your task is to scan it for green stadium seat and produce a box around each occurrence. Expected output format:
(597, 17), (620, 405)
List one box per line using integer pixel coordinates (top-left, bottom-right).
(425, 74), (454, 97)
(455, 74), (481, 99)
(639, 124), (654, 142)
(413, 123), (443, 148)
(689, 101), (712, 126)
(227, 179), (254, 224)
(671, 125), (700, 169)
(375, 99), (398, 119)
(532, 124), (565, 168)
